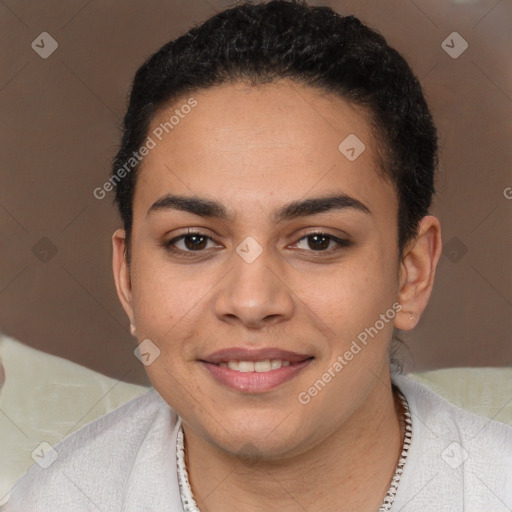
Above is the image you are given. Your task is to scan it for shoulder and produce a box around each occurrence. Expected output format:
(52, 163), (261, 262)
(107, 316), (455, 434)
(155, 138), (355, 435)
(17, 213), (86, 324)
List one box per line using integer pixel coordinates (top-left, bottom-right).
(2, 388), (179, 511)
(394, 372), (512, 445)
(392, 373), (512, 511)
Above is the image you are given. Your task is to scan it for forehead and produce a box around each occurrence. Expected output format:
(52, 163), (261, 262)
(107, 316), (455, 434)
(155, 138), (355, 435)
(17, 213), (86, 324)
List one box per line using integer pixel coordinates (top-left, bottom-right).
(133, 80), (396, 224)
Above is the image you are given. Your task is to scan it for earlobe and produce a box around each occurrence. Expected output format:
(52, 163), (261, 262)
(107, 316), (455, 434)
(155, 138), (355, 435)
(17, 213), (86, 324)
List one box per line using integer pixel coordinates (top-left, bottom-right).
(395, 215), (442, 331)
(112, 229), (135, 328)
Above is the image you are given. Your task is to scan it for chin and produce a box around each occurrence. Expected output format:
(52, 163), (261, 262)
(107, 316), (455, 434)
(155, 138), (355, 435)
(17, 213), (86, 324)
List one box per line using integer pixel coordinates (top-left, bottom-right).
(203, 414), (309, 460)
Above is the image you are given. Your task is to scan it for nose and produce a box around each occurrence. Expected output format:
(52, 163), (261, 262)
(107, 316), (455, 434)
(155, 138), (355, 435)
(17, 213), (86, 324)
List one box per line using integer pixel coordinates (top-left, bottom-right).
(213, 242), (295, 330)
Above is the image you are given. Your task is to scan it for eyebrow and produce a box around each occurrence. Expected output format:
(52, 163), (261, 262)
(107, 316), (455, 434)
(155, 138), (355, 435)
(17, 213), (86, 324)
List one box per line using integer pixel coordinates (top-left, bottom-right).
(146, 192), (371, 223)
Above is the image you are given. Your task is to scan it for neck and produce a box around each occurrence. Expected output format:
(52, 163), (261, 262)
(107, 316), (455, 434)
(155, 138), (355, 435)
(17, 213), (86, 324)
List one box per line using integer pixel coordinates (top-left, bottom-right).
(183, 374), (404, 512)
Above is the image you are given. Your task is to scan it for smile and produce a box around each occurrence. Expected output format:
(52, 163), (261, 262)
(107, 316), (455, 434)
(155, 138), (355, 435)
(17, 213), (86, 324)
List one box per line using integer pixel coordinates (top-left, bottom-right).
(200, 357), (314, 393)
(219, 359), (291, 372)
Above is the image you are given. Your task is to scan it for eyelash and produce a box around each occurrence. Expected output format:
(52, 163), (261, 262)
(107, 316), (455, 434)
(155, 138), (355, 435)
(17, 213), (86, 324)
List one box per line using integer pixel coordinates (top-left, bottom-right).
(162, 229), (352, 258)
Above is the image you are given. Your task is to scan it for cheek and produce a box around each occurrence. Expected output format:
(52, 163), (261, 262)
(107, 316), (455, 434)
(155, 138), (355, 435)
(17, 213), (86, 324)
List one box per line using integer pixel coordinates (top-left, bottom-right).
(314, 249), (397, 325)
(128, 232), (398, 352)
(128, 250), (201, 336)
(128, 247), (226, 366)
(307, 252), (399, 371)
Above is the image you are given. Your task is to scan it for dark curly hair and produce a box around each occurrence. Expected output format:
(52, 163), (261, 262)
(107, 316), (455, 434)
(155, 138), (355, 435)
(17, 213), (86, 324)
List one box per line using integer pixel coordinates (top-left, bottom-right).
(111, 0), (437, 374)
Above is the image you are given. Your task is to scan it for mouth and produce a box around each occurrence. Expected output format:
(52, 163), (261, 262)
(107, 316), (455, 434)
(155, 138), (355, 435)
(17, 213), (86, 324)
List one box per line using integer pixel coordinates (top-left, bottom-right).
(198, 347), (315, 393)
(218, 359), (296, 371)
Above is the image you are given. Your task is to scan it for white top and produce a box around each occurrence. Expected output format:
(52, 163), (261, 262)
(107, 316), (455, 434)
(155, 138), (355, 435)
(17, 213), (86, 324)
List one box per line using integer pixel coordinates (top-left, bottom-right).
(3, 374), (512, 512)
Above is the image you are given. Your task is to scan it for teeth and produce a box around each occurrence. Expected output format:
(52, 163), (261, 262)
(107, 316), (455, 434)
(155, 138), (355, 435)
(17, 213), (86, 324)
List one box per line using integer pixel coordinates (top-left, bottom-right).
(218, 359), (292, 372)
(254, 360), (271, 372)
(239, 361), (255, 373)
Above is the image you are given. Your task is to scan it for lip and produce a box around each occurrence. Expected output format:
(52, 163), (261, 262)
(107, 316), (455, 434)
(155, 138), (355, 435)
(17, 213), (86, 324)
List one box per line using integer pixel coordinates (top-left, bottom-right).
(201, 347), (313, 364)
(199, 347), (314, 393)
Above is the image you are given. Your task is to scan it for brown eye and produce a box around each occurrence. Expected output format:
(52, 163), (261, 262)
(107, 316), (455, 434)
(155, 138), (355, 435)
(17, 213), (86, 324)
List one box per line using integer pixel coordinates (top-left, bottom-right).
(181, 233), (208, 251)
(164, 231), (218, 256)
(294, 232), (352, 253)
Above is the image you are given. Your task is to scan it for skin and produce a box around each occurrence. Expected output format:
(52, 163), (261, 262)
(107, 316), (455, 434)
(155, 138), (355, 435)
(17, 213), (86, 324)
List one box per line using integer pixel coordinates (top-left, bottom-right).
(112, 79), (442, 512)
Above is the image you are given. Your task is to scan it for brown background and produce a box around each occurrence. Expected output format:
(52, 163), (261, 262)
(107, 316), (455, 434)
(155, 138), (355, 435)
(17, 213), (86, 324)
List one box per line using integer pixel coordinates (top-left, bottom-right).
(0, 0), (511, 386)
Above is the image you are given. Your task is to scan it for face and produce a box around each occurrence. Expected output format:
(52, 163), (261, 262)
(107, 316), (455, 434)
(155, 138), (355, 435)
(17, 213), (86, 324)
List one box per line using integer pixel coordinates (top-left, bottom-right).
(113, 79), (422, 460)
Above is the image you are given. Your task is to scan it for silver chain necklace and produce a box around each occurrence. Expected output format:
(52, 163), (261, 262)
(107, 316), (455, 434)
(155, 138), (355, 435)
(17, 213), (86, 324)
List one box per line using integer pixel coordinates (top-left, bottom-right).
(176, 390), (412, 512)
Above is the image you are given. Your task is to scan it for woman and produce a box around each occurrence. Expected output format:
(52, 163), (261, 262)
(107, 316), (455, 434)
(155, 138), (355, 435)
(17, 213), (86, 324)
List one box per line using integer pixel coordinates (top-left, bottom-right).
(4, 1), (512, 511)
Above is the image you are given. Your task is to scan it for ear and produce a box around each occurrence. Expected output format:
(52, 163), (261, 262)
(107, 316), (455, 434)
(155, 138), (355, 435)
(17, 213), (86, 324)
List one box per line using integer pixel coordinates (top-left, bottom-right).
(112, 229), (135, 330)
(395, 215), (442, 330)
